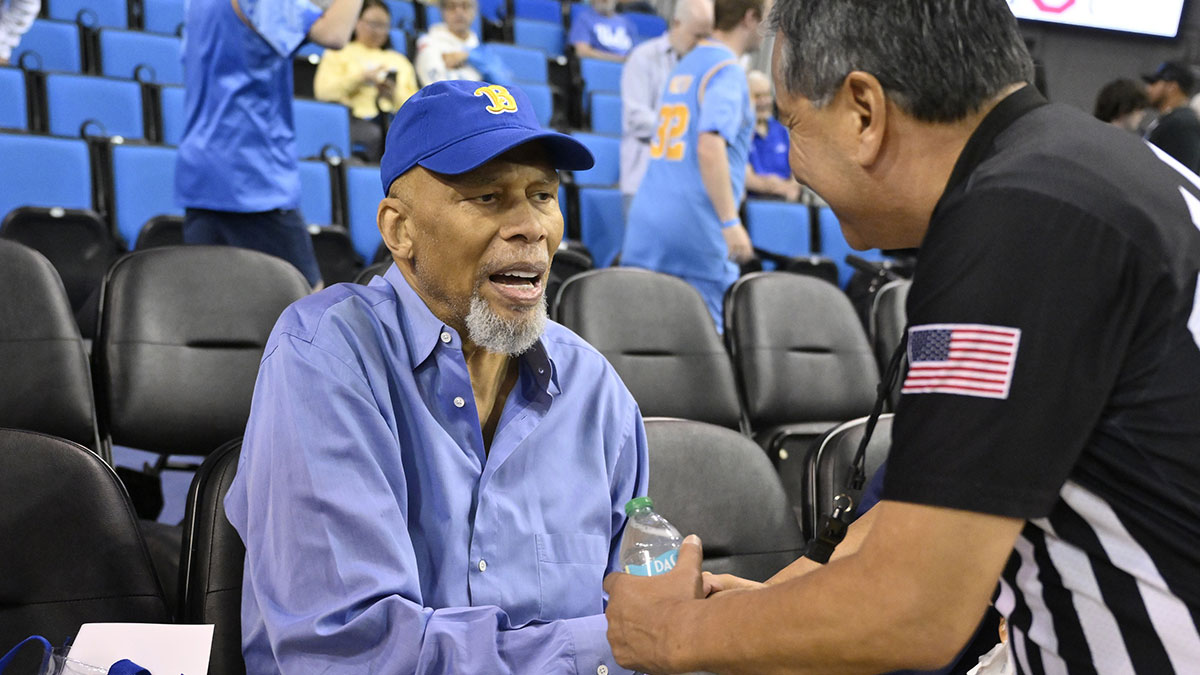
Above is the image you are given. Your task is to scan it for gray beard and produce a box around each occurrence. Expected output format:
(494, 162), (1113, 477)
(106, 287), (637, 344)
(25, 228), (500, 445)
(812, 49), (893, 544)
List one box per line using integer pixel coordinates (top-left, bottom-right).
(464, 291), (547, 355)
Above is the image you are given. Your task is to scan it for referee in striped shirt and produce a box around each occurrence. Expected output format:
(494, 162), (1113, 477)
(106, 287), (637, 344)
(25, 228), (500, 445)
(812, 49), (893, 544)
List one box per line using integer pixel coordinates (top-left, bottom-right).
(603, 1), (1200, 673)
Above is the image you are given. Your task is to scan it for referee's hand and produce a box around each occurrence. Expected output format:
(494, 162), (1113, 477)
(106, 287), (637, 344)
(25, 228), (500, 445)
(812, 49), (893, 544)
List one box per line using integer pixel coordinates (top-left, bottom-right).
(723, 224), (754, 263)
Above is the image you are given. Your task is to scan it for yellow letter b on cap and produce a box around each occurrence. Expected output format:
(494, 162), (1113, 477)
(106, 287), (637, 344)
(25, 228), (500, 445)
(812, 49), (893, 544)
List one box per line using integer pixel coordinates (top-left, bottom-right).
(474, 85), (518, 114)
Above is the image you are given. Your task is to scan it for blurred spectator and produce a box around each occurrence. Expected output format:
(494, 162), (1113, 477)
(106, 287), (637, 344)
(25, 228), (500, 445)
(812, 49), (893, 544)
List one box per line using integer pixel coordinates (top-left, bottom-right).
(745, 69), (800, 201)
(1093, 78), (1150, 133)
(0, 0), (39, 66)
(571, 0), (637, 63)
(619, 0), (713, 213)
(315, 0), (418, 161)
(176, 0), (365, 289)
(415, 0), (482, 85)
(1142, 61), (1200, 171)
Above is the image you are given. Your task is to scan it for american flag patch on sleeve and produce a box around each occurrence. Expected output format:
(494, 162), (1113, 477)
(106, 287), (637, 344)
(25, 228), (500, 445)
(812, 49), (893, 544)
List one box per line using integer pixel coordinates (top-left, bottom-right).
(901, 324), (1021, 399)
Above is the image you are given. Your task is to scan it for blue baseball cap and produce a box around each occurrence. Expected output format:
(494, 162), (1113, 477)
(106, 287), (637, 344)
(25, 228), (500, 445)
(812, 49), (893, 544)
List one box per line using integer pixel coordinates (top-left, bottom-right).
(379, 80), (595, 195)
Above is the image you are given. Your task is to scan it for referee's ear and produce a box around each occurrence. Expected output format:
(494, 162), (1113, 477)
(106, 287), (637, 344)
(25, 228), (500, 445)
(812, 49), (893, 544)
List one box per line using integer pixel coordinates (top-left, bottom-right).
(378, 189), (414, 263)
(839, 70), (888, 169)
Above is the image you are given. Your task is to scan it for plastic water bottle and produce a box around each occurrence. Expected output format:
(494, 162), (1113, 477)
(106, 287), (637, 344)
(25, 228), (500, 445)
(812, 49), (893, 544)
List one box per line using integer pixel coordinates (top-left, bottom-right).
(620, 496), (683, 576)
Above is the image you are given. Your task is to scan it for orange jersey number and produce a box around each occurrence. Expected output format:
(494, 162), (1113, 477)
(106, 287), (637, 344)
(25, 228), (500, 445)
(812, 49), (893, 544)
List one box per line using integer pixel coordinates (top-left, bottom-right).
(649, 103), (689, 161)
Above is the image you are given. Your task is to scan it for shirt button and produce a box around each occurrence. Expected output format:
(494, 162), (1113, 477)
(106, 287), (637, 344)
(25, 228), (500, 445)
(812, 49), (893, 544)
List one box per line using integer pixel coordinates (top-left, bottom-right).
(597, 666), (608, 675)
(478, 559), (487, 572)
(440, 332), (451, 343)
(453, 396), (465, 408)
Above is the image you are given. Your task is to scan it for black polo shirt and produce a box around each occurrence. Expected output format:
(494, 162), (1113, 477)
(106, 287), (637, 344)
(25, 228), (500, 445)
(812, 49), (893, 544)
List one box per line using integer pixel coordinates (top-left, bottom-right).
(884, 86), (1200, 672)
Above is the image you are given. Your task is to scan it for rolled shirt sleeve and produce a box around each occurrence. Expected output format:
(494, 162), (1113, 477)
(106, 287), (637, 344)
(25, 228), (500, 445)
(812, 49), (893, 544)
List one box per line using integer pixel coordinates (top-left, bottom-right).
(240, 0), (323, 58)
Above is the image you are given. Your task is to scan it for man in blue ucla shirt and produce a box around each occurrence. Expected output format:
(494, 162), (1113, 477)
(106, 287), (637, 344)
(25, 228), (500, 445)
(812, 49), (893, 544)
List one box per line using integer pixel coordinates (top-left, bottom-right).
(224, 82), (648, 673)
(176, 0), (363, 286)
(570, 0), (637, 62)
(620, 0), (764, 332)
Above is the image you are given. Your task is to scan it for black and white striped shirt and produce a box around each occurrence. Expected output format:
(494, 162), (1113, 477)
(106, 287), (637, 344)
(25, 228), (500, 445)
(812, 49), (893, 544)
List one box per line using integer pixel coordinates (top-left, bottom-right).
(884, 87), (1200, 672)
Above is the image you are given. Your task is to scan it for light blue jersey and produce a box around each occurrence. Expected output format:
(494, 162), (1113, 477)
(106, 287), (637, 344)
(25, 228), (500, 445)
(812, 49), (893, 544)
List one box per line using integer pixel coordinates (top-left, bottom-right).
(621, 40), (753, 327)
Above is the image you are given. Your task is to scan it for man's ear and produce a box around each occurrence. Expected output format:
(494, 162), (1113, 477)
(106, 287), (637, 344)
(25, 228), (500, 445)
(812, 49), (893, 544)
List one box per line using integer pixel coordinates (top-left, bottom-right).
(838, 70), (888, 168)
(378, 193), (413, 261)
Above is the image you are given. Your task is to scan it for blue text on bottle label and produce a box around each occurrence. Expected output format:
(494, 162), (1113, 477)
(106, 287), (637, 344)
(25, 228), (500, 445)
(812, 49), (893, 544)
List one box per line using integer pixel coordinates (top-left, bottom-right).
(625, 549), (678, 576)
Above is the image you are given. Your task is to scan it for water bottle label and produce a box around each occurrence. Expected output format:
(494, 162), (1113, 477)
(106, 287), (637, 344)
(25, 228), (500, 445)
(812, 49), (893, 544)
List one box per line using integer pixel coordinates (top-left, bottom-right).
(624, 549), (678, 576)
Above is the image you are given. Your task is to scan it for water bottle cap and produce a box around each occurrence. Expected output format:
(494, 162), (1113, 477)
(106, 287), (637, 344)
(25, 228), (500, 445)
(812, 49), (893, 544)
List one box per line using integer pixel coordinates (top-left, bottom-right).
(624, 496), (654, 515)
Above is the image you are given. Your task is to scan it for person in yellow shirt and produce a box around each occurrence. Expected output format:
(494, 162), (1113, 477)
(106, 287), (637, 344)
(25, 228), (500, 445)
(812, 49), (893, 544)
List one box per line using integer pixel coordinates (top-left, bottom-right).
(314, 0), (418, 161)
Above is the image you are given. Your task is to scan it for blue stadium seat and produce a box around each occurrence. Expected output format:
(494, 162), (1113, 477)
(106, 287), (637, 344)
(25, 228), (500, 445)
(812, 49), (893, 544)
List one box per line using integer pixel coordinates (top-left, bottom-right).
(568, 2), (586, 26)
(299, 160), (334, 226)
(12, 20), (83, 73)
(388, 29), (410, 56)
(478, 0), (505, 22)
(0, 69), (27, 130)
(296, 42), (324, 59)
(487, 43), (548, 83)
(45, 74), (144, 139)
(817, 207), (885, 287)
(744, 199), (811, 266)
(514, 19), (565, 57)
(576, 187), (623, 268)
(383, 0), (417, 32)
(0, 134), (92, 220)
(110, 143), (181, 246)
(578, 58), (622, 115)
(589, 91), (621, 135)
(625, 12), (666, 41)
(423, 5), (483, 36)
(100, 30), (184, 85)
(345, 164), (384, 260)
(514, 0), (561, 23)
(569, 132), (619, 186)
(158, 85), (185, 145)
(142, 0), (184, 34)
(293, 98), (352, 158)
(521, 81), (553, 127)
(47, 0), (128, 27)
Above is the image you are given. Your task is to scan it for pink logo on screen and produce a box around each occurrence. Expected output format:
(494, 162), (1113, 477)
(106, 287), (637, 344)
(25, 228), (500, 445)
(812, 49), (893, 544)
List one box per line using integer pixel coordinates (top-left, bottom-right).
(1031, 0), (1075, 12)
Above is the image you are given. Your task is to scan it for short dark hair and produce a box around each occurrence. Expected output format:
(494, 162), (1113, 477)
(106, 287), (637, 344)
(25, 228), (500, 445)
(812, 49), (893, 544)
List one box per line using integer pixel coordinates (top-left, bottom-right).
(714, 0), (763, 32)
(361, 0), (389, 17)
(769, 0), (1035, 123)
(1093, 79), (1149, 123)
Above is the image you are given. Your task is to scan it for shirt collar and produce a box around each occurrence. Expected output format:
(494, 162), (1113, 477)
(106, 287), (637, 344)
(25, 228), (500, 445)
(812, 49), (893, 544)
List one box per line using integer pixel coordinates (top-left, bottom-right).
(381, 264), (561, 397)
(934, 85), (1048, 216)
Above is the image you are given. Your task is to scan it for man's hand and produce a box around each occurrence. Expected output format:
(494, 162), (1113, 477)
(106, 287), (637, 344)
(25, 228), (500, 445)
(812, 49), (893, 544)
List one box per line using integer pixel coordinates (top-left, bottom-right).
(702, 571), (764, 597)
(604, 535), (706, 674)
(723, 224), (754, 263)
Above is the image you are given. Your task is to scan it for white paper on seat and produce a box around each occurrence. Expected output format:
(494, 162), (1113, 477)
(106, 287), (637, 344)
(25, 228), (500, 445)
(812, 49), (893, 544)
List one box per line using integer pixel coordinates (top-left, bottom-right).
(67, 623), (214, 675)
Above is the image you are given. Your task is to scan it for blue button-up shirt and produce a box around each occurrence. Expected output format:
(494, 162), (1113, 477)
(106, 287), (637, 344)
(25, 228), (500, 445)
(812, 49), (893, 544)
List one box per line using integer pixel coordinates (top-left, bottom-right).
(225, 265), (648, 674)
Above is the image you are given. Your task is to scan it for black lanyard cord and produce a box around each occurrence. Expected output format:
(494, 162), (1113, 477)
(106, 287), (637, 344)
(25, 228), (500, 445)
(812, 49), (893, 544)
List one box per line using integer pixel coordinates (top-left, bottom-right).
(804, 330), (909, 564)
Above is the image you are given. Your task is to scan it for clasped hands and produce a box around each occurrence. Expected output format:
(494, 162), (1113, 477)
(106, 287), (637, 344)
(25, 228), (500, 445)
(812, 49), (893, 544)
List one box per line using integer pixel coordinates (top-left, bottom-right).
(603, 535), (764, 674)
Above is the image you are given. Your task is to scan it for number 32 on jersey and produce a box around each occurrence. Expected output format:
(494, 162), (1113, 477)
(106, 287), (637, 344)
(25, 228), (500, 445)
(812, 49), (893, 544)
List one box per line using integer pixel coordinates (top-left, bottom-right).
(650, 103), (689, 161)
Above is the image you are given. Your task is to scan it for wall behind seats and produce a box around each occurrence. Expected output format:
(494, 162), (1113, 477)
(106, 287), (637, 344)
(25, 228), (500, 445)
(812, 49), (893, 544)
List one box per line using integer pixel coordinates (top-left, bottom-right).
(1021, 3), (1200, 112)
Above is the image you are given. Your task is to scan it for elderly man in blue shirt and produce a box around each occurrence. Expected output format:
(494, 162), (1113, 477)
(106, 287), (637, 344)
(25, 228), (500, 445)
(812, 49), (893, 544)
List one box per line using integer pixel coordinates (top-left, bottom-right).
(224, 81), (649, 674)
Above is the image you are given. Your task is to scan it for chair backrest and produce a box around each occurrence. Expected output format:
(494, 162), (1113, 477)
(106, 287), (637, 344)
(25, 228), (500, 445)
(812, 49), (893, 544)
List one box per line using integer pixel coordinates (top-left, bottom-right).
(578, 57), (622, 96)
(546, 241), (593, 314)
(310, 226), (364, 284)
(94, 246), (311, 456)
(488, 43), (548, 83)
(345, 163), (383, 261)
(725, 272), (879, 432)
(388, 28), (410, 56)
(513, 0), (561, 22)
(134, 214), (183, 249)
(99, 29), (184, 84)
(624, 12), (666, 40)
(47, 0), (129, 27)
(158, 84), (185, 145)
(744, 199), (811, 261)
(554, 268), (742, 428)
(513, 19), (564, 57)
(569, 131), (619, 186)
(589, 91), (621, 135)
(644, 418), (804, 581)
(574, 185), (623, 268)
(519, 80), (554, 127)
(293, 98), (352, 159)
(142, 0), (185, 34)
(803, 414), (892, 541)
(0, 133), (92, 220)
(355, 259), (391, 284)
(0, 428), (169, 667)
(816, 207), (885, 288)
(179, 439), (247, 675)
(298, 159), (335, 226)
(12, 19), (83, 73)
(0, 241), (100, 454)
(870, 278), (910, 387)
(382, 0), (416, 32)
(111, 143), (181, 246)
(45, 73), (145, 140)
(0, 68), (28, 130)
